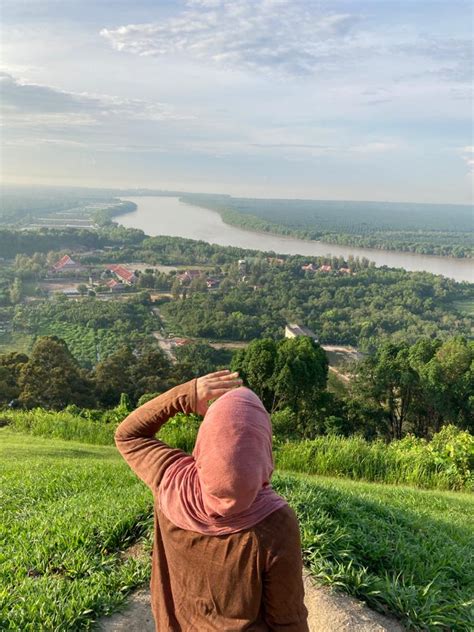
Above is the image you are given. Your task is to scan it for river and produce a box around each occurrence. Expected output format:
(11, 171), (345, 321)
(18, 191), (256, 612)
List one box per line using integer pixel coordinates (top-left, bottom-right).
(118, 196), (473, 283)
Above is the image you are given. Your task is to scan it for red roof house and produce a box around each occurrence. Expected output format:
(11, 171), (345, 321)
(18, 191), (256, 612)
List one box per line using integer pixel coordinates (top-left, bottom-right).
(105, 264), (137, 285)
(51, 254), (83, 273)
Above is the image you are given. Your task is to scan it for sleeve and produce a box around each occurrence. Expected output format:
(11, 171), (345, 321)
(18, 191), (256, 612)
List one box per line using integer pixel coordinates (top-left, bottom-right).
(262, 506), (309, 632)
(114, 378), (197, 493)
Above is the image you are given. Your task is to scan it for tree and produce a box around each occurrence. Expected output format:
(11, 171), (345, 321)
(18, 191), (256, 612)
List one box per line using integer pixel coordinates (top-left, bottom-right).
(173, 342), (225, 382)
(93, 345), (137, 407)
(232, 336), (328, 436)
(18, 336), (95, 409)
(353, 342), (419, 440)
(0, 351), (29, 404)
(77, 284), (88, 297)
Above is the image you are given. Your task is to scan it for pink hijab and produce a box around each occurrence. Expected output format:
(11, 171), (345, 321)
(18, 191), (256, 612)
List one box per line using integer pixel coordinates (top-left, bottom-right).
(158, 386), (288, 535)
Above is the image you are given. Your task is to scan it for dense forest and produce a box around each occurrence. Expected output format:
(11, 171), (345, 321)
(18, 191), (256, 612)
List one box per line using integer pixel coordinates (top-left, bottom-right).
(181, 193), (474, 258)
(160, 255), (473, 351)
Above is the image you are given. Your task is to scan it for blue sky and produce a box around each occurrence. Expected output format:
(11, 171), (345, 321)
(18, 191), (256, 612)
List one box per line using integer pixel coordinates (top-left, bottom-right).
(1, 0), (472, 203)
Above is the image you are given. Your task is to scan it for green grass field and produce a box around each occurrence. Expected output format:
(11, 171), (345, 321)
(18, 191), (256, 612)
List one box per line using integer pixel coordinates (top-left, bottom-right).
(1, 429), (473, 631)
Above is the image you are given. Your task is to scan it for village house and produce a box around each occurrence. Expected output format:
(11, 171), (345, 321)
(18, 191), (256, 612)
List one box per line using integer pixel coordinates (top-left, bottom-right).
(177, 269), (204, 284)
(301, 262), (318, 272)
(206, 278), (220, 288)
(267, 257), (285, 266)
(285, 323), (319, 343)
(50, 254), (84, 274)
(103, 264), (137, 285)
(106, 279), (125, 292)
(339, 267), (352, 274)
(319, 265), (332, 272)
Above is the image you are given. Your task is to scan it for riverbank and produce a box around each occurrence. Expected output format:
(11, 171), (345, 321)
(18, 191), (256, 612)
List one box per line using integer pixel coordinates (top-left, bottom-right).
(117, 196), (473, 282)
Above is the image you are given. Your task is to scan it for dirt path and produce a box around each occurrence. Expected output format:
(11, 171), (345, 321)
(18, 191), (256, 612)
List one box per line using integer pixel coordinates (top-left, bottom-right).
(97, 571), (405, 632)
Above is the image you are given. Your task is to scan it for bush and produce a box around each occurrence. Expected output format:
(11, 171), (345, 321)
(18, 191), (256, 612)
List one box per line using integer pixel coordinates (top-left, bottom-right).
(275, 426), (474, 491)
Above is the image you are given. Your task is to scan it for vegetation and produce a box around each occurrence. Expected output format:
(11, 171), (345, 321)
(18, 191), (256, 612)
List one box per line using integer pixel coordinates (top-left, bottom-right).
(274, 472), (473, 631)
(182, 193), (474, 258)
(1, 430), (472, 630)
(11, 295), (159, 368)
(275, 425), (474, 491)
(0, 430), (154, 631)
(3, 404), (472, 492)
(160, 255), (473, 351)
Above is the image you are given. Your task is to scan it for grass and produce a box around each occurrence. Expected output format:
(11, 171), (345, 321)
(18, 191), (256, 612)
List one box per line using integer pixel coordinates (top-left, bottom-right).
(4, 409), (473, 491)
(1, 429), (473, 630)
(274, 429), (474, 491)
(1, 409), (199, 452)
(0, 429), (154, 631)
(273, 472), (474, 631)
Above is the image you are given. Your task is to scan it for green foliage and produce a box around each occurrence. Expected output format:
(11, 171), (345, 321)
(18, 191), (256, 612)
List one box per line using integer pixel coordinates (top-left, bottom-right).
(12, 296), (159, 368)
(273, 473), (474, 631)
(18, 336), (95, 410)
(274, 425), (474, 491)
(183, 193), (474, 258)
(0, 430), (154, 630)
(161, 256), (473, 350)
(351, 337), (474, 439)
(2, 430), (472, 630)
(232, 336), (328, 435)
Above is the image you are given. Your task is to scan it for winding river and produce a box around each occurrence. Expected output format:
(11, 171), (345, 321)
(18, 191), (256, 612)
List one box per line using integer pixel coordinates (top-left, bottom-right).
(118, 196), (473, 283)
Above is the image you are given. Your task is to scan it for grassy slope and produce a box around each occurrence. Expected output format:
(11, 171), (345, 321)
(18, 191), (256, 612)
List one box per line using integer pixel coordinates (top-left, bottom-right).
(1, 429), (473, 631)
(0, 430), (154, 631)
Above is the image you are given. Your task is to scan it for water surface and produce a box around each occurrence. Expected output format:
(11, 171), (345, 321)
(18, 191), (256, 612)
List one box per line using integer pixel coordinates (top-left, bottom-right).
(118, 197), (473, 283)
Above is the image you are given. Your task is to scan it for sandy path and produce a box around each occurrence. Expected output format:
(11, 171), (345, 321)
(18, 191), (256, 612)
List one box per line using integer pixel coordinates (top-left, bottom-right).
(97, 570), (405, 632)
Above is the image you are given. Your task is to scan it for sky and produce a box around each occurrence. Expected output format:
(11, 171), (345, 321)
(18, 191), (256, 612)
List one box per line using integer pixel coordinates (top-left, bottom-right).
(0, 0), (473, 204)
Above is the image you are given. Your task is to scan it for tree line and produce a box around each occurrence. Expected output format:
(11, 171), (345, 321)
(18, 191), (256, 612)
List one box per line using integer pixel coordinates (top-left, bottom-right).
(1, 333), (471, 442)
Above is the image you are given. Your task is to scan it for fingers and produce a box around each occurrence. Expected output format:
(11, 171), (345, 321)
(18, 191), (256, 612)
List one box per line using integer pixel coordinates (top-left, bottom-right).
(205, 369), (234, 378)
(207, 379), (242, 392)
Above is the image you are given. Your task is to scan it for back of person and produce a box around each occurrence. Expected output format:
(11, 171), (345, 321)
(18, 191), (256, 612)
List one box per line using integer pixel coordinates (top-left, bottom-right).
(115, 372), (309, 631)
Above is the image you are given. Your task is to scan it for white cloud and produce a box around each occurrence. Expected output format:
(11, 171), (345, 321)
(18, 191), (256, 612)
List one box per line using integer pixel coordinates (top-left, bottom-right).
(461, 146), (474, 175)
(100, 0), (359, 77)
(0, 72), (194, 127)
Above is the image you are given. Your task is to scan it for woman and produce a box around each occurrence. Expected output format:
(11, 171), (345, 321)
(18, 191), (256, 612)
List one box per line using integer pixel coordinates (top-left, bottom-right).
(115, 369), (309, 631)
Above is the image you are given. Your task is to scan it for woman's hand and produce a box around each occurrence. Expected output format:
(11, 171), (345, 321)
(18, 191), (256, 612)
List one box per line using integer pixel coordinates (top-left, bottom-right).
(195, 369), (242, 416)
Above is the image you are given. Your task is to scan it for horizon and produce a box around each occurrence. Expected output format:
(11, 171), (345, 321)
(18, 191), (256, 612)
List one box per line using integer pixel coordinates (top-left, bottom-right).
(2, 182), (473, 208)
(1, 0), (473, 205)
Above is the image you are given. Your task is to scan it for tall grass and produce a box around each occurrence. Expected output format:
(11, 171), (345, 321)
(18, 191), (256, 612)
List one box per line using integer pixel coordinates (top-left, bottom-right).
(2, 408), (472, 491)
(0, 408), (199, 452)
(274, 426), (474, 492)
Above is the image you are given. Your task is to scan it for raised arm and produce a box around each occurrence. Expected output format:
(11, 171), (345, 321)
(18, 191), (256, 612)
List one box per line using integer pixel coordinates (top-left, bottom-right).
(114, 378), (197, 492)
(114, 370), (242, 493)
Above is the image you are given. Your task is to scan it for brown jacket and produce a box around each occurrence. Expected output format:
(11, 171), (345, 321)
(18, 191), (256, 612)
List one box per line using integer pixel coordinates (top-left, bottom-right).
(115, 379), (309, 632)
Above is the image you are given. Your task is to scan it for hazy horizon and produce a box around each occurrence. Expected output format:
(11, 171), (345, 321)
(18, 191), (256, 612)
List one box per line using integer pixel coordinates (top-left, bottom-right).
(1, 0), (473, 205)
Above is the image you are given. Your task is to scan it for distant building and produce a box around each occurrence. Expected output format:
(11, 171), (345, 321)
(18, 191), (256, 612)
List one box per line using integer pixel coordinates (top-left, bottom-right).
(177, 269), (204, 284)
(238, 259), (246, 272)
(301, 263), (318, 272)
(104, 264), (137, 285)
(172, 337), (193, 347)
(51, 254), (83, 273)
(206, 278), (220, 288)
(339, 267), (351, 274)
(285, 323), (319, 343)
(319, 265), (332, 272)
(106, 279), (125, 292)
(61, 287), (80, 296)
(267, 257), (285, 266)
